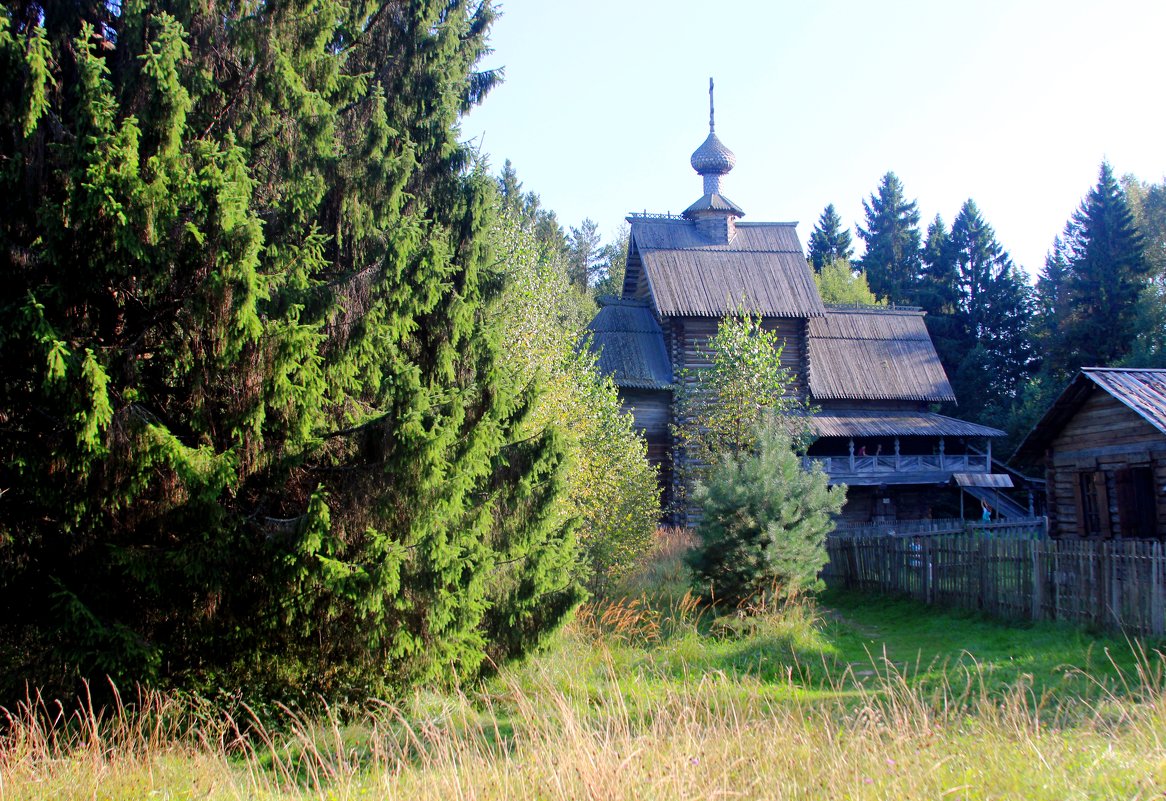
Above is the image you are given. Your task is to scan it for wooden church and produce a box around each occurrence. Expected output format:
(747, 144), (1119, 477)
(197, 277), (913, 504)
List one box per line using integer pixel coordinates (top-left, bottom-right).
(588, 88), (1007, 523)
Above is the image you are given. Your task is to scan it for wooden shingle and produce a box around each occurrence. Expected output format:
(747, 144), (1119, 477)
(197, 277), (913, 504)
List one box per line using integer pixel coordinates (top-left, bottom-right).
(808, 306), (956, 403)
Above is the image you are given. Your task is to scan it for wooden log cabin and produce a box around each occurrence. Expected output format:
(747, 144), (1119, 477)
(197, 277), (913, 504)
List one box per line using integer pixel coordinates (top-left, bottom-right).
(588, 91), (1007, 523)
(1013, 368), (1166, 539)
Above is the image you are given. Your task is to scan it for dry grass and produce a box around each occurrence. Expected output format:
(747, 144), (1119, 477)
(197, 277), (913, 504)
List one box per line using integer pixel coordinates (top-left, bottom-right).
(4, 528), (1166, 799)
(4, 624), (1166, 799)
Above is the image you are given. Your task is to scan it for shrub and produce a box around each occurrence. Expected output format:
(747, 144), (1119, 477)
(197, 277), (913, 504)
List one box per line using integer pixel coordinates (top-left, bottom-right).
(687, 416), (845, 607)
(670, 310), (815, 519)
(494, 212), (660, 595)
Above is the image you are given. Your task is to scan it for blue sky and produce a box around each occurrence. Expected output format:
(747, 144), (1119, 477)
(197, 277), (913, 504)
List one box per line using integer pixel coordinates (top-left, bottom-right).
(462, 0), (1166, 278)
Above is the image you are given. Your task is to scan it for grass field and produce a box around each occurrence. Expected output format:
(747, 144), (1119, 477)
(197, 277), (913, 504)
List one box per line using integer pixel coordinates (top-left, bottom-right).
(3, 530), (1166, 800)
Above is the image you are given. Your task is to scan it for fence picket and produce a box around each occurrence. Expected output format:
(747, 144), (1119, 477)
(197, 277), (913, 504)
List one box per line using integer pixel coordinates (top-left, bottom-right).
(824, 520), (1166, 637)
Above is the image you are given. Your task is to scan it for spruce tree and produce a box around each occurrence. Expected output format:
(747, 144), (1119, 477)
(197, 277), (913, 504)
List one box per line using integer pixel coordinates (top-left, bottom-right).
(1043, 162), (1148, 379)
(921, 214), (957, 315)
(945, 200), (1035, 419)
(918, 214), (962, 380)
(807, 203), (854, 270)
(687, 416), (845, 607)
(567, 217), (602, 289)
(856, 172), (923, 305)
(0, 0), (580, 701)
(1034, 234), (1072, 370)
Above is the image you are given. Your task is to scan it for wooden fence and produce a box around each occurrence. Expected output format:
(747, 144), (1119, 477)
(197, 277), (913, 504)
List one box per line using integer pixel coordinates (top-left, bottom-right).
(823, 529), (1166, 636)
(832, 516), (1046, 539)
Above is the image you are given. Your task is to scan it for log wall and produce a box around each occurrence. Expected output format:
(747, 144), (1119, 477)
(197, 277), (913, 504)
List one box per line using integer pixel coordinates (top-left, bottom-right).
(1046, 392), (1166, 539)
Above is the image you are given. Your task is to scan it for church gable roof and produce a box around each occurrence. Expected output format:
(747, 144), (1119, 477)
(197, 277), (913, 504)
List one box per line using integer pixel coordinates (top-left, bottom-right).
(628, 218), (825, 318)
(808, 306), (956, 403)
(586, 298), (672, 390)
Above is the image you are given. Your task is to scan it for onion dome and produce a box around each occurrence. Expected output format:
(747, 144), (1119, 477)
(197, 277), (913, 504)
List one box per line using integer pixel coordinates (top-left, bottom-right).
(689, 79), (737, 199)
(690, 130), (736, 176)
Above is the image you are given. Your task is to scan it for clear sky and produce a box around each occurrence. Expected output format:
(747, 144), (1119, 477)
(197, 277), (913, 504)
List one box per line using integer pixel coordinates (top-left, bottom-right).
(462, 0), (1166, 279)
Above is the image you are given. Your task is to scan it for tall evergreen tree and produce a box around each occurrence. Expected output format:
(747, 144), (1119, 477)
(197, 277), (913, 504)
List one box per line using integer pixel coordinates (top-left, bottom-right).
(0, 0), (580, 701)
(591, 224), (630, 298)
(945, 200), (1035, 418)
(920, 214), (956, 311)
(1042, 162), (1148, 380)
(857, 172), (923, 305)
(567, 217), (602, 289)
(496, 158), (569, 261)
(806, 203), (854, 270)
(1033, 234), (1072, 368)
(917, 214), (961, 381)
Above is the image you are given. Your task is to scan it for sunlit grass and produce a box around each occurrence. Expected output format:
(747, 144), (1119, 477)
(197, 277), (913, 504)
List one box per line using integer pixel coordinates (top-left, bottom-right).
(4, 528), (1166, 800)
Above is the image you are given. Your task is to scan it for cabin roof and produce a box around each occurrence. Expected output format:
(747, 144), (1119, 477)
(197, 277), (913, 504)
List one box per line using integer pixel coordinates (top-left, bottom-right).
(810, 410), (1004, 438)
(586, 298), (672, 390)
(807, 306), (956, 403)
(628, 218), (825, 318)
(1013, 367), (1166, 461)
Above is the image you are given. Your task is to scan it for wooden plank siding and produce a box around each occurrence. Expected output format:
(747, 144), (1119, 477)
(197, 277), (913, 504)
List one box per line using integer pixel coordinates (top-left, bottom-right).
(673, 317), (806, 395)
(1047, 392), (1166, 539)
(618, 389), (670, 440)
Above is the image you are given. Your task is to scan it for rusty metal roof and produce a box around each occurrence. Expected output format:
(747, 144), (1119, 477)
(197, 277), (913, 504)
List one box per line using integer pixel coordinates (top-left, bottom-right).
(1083, 368), (1166, 433)
(629, 219), (824, 319)
(1013, 368), (1166, 462)
(807, 307), (956, 402)
(810, 410), (1004, 438)
(586, 298), (672, 390)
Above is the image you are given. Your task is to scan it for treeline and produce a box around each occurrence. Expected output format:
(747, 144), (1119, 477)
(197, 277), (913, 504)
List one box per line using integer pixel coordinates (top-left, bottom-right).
(807, 167), (1164, 452)
(497, 159), (629, 298)
(0, 0), (655, 706)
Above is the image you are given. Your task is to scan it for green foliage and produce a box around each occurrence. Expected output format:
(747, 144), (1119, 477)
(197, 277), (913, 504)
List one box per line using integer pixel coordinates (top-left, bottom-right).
(806, 203), (854, 270)
(1039, 162), (1149, 380)
(674, 311), (811, 466)
(1122, 174), (1166, 279)
(497, 157), (570, 261)
(918, 214), (963, 380)
(1120, 174), (1166, 367)
(1001, 373), (1065, 460)
(494, 211), (659, 595)
(687, 417), (845, 606)
(566, 217), (602, 289)
(945, 200), (1036, 420)
(0, 0), (580, 702)
(857, 172), (923, 306)
(812, 258), (884, 306)
(591, 224), (629, 299)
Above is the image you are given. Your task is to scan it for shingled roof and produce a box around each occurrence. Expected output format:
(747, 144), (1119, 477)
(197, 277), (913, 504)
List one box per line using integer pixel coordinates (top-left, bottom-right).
(808, 306), (956, 403)
(627, 218), (825, 319)
(809, 410), (1003, 438)
(1013, 368), (1166, 461)
(586, 298), (672, 390)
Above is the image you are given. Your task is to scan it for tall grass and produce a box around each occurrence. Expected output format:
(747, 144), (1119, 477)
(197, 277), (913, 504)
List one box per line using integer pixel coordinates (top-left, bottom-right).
(4, 528), (1166, 799)
(4, 645), (1165, 799)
